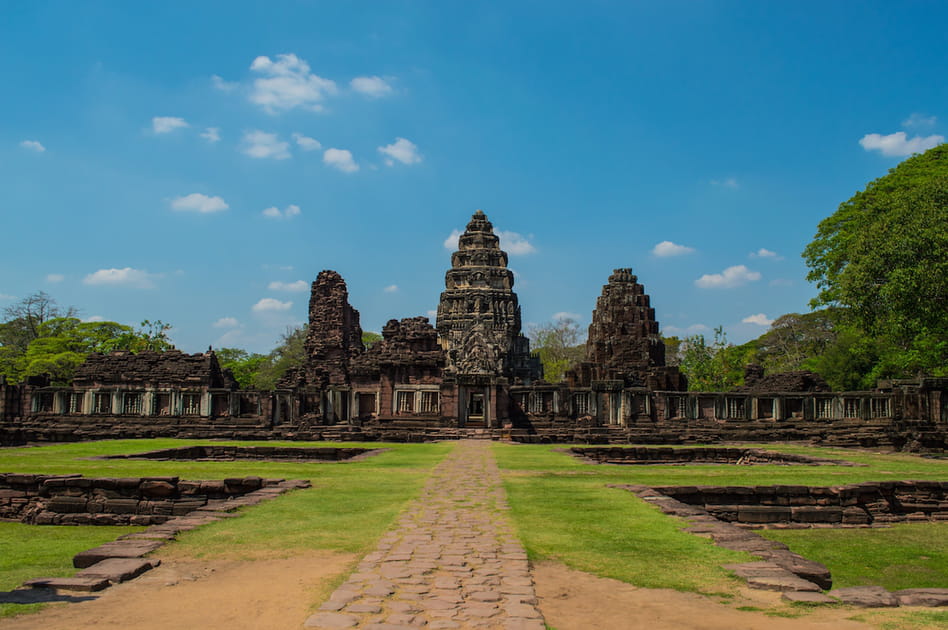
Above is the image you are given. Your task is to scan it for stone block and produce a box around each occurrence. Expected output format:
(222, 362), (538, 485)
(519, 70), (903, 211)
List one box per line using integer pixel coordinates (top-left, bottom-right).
(737, 505), (791, 523)
(828, 586), (899, 608)
(894, 588), (948, 607)
(24, 576), (111, 592)
(76, 557), (160, 583)
(791, 506), (843, 523)
(73, 540), (164, 568)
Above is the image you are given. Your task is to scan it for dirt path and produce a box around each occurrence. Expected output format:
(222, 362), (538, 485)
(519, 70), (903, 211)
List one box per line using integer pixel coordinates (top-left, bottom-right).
(305, 439), (545, 629)
(1, 551), (355, 630)
(534, 561), (874, 630)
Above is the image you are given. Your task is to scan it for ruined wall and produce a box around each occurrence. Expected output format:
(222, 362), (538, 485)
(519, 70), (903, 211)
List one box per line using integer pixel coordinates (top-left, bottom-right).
(0, 473), (278, 526)
(287, 270), (365, 389)
(654, 481), (948, 526)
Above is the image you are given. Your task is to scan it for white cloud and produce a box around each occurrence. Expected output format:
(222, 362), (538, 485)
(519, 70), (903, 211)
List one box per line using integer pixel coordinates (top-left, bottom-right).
(710, 177), (739, 189)
(268, 280), (308, 292)
(498, 231), (536, 255)
(83, 267), (158, 289)
(252, 298), (293, 312)
(378, 137), (422, 166)
(213, 317), (240, 328)
(262, 204), (301, 219)
(750, 247), (782, 260)
(19, 140), (45, 152)
(171, 193), (229, 214)
(552, 312), (582, 322)
(384, 284), (398, 293)
(350, 76), (393, 98)
(200, 127), (221, 143)
(323, 148), (358, 173)
(427, 309), (438, 319)
(83, 315), (105, 323)
(46, 273), (64, 283)
(859, 131), (944, 157)
(903, 113), (937, 128)
(695, 265), (761, 289)
(249, 53), (337, 114)
(0, 294), (15, 300)
(443, 229), (462, 250)
(152, 116), (189, 134)
(652, 241), (695, 257)
(663, 323), (710, 335)
(241, 130), (291, 160)
(292, 132), (321, 151)
(742, 313), (774, 326)
(211, 75), (238, 91)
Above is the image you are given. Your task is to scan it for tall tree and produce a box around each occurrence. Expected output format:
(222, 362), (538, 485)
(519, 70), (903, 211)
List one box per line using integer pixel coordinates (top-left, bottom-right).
(804, 144), (948, 376)
(528, 317), (584, 382)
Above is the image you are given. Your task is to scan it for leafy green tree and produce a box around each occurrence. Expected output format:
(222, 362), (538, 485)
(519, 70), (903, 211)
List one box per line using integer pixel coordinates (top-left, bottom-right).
(361, 331), (382, 349)
(754, 310), (838, 374)
(215, 347), (269, 389)
(253, 325), (309, 390)
(4, 317), (174, 384)
(678, 327), (753, 391)
(528, 317), (585, 382)
(662, 335), (683, 366)
(804, 144), (948, 376)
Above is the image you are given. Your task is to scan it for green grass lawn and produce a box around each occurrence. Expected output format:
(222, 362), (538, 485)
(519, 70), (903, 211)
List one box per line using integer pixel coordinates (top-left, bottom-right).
(761, 523), (948, 590)
(0, 439), (453, 617)
(492, 442), (948, 597)
(1, 439), (947, 623)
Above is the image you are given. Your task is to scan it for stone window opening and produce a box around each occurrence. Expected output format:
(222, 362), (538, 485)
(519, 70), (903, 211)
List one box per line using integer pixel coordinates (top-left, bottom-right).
(669, 396), (686, 419)
(573, 392), (590, 415)
(396, 391), (415, 414)
(726, 398), (745, 419)
(67, 392), (83, 414)
(870, 398), (890, 418)
(843, 398), (861, 418)
(182, 393), (201, 416)
(758, 398), (774, 419)
(155, 393), (172, 416)
(816, 398), (835, 419)
(93, 392), (112, 414)
(529, 392), (548, 414)
(420, 391), (439, 414)
(123, 392), (143, 415)
(33, 392), (55, 413)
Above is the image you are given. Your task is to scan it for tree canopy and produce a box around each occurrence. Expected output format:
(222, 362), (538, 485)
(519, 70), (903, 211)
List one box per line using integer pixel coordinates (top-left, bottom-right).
(528, 317), (585, 382)
(804, 143), (948, 377)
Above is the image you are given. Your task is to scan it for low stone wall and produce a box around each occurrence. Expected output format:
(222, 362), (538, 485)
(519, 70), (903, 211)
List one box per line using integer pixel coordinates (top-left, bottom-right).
(654, 481), (948, 526)
(570, 446), (854, 466)
(0, 473), (282, 526)
(101, 445), (376, 461)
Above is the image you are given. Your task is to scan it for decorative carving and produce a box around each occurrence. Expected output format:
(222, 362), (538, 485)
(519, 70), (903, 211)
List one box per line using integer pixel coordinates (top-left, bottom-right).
(436, 210), (540, 382)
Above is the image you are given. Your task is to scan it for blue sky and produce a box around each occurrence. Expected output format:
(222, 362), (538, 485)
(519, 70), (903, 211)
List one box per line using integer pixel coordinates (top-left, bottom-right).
(2, 2), (946, 354)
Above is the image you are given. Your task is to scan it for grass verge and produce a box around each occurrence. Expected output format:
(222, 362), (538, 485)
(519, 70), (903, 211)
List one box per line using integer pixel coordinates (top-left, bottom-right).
(0, 439), (453, 618)
(760, 522), (948, 590)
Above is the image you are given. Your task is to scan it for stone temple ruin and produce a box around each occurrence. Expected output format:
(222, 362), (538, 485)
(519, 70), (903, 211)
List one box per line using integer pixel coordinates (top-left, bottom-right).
(2, 210), (947, 449)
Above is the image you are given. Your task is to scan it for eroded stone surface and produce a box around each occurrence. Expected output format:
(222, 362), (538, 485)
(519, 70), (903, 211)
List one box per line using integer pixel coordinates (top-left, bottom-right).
(305, 440), (544, 629)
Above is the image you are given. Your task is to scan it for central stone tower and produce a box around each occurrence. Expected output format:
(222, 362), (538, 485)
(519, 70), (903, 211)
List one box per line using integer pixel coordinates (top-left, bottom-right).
(436, 210), (540, 426)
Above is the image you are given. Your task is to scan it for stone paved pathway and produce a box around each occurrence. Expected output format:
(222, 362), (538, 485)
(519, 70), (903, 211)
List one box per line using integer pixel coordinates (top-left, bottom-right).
(304, 440), (545, 630)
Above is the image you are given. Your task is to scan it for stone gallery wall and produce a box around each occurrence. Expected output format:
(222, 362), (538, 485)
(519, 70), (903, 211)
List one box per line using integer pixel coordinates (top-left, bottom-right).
(0, 473), (279, 526)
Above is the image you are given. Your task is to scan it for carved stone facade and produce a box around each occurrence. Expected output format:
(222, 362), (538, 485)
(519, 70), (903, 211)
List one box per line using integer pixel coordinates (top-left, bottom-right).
(1, 210), (947, 450)
(436, 210), (539, 382)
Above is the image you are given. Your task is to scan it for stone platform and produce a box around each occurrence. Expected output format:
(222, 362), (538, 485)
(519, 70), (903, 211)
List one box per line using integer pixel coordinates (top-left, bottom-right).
(305, 440), (544, 629)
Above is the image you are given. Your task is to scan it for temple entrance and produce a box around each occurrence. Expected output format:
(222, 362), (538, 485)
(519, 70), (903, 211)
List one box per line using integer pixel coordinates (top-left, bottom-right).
(460, 386), (490, 428)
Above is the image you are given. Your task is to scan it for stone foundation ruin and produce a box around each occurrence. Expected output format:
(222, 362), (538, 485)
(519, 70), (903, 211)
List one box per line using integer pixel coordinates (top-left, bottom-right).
(1, 210), (946, 450)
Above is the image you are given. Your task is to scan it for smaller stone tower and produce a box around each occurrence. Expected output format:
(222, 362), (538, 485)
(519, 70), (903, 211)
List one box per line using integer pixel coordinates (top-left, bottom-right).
(581, 268), (686, 390)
